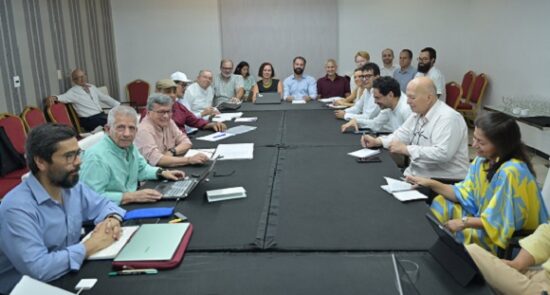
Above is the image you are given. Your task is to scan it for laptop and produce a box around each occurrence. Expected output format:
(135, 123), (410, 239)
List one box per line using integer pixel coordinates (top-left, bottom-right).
(392, 254), (420, 295)
(255, 92), (282, 104)
(155, 156), (220, 199)
(114, 223), (189, 262)
(425, 213), (481, 286)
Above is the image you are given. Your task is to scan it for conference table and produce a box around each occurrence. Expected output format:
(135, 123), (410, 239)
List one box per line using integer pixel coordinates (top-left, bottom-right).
(53, 101), (490, 294)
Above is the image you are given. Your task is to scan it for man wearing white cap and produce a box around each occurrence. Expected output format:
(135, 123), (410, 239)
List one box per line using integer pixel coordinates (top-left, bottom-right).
(176, 70), (219, 119)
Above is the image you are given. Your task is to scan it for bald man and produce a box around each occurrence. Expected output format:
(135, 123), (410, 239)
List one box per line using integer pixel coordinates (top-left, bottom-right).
(47, 69), (120, 131)
(361, 77), (469, 187)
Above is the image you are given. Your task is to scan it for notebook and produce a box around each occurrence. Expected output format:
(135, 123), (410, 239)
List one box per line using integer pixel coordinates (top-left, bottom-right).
(82, 226), (140, 260)
(114, 223), (189, 262)
(380, 177), (428, 202)
(255, 92), (282, 104)
(155, 156), (219, 199)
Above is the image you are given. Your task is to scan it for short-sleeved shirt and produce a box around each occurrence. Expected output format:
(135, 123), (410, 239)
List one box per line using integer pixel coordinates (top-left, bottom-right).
(316, 74), (351, 98)
(212, 74), (244, 105)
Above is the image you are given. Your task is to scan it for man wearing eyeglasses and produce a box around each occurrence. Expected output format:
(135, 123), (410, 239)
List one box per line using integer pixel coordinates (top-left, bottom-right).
(0, 124), (125, 293)
(361, 77), (468, 199)
(80, 105), (185, 205)
(182, 70), (220, 119)
(134, 93), (209, 167)
(334, 63), (380, 122)
(415, 47), (445, 101)
(213, 59), (245, 105)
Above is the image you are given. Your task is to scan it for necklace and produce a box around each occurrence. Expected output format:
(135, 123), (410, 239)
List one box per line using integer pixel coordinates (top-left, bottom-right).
(262, 79), (272, 89)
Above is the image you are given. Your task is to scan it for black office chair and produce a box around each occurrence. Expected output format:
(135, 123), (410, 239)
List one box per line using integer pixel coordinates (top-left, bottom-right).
(497, 229), (534, 259)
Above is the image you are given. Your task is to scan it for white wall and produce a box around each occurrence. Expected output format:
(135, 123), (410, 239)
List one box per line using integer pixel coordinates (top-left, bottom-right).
(110, 0), (222, 100)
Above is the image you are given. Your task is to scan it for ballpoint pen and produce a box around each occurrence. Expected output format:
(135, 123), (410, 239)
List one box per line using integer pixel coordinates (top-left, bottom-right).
(109, 268), (158, 276)
(213, 132), (226, 138)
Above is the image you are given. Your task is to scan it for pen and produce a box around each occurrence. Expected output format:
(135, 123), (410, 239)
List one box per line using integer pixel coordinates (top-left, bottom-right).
(109, 269), (158, 276)
(213, 132), (226, 138)
(168, 218), (182, 224)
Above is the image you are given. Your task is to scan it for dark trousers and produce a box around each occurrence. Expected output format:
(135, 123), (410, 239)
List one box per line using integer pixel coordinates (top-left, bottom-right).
(79, 113), (107, 131)
(417, 178), (463, 205)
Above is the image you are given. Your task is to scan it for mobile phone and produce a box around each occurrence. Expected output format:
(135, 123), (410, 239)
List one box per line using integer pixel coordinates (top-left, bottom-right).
(356, 156), (382, 163)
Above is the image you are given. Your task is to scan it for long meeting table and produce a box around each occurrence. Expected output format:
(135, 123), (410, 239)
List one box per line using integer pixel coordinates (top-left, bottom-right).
(53, 101), (490, 294)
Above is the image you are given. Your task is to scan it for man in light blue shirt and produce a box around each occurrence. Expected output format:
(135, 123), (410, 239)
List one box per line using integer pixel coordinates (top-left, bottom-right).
(393, 49), (417, 92)
(283, 56), (317, 102)
(0, 124), (125, 293)
(80, 105), (184, 205)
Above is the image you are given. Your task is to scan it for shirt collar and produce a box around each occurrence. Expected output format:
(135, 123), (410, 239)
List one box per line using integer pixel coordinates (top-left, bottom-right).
(25, 173), (58, 205)
(423, 99), (442, 123)
(103, 133), (135, 157)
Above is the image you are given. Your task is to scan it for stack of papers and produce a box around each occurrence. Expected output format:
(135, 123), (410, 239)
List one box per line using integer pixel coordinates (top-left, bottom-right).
(212, 112), (243, 122)
(380, 177), (428, 202)
(319, 97), (339, 103)
(235, 117), (258, 122)
(213, 143), (254, 160)
(292, 99), (306, 104)
(82, 226), (139, 260)
(225, 125), (257, 135)
(348, 148), (381, 158)
(196, 125), (257, 142)
(328, 103), (347, 109)
(185, 148), (216, 159)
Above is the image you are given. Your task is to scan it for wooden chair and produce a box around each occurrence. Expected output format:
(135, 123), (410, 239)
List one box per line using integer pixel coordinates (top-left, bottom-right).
(126, 79), (150, 110)
(460, 71), (475, 101)
(20, 106), (47, 131)
(445, 82), (463, 110)
(0, 113), (27, 155)
(457, 73), (488, 123)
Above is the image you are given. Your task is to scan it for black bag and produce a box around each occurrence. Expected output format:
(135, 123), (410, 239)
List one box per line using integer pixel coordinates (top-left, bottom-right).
(0, 126), (26, 176)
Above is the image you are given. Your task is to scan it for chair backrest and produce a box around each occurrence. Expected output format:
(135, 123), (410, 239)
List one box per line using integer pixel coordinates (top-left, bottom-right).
(46, 102), (75, 128)
(20, 106), (47, 131)
(126, 79), (150, 107)
(445, 82), (463, 109)
(469, 73), (488, 105)
(78, 131), (104, 150)
(461, 71), (475, 101)
(542, 159), (550, 213)
(0, 113), (27, 154)
(65, 103), (86, 133)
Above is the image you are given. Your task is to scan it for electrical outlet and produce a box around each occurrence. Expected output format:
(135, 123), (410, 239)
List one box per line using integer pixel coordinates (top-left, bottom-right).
(57, 70), (62, 80)
(13, 76), (20, 88)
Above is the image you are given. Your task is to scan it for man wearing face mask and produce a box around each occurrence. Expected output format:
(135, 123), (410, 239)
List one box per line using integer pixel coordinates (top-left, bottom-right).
(415, 47), (445, 101)
(212, 59), (245, 105)
(283, 56), (317, 102)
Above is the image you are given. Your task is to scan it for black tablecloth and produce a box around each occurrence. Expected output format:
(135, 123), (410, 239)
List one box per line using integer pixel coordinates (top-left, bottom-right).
(238, 100), (328, 111)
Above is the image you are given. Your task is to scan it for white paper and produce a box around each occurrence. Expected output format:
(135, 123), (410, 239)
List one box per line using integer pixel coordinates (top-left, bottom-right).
(213, 143), (254, 160)
(81, 226), (139, 260)
(392, 190), (428, 202)
(292, 99), (306, 104)
(347, 148), (381, 158)
(384, 177), (413, 192)
(212, 112), (244, 122)
(235, 117), (258, 122)
(11, 276), (76, 295)
(185, 148), (216, 159)
(328, 103), (347, 109)
(319, 97), (337, 103)
(226, 125), (257, 135)
(196, 132), (236, 142)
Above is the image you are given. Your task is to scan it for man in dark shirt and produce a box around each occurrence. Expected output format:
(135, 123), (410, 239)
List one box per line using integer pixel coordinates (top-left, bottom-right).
(317, 59), (351, 98)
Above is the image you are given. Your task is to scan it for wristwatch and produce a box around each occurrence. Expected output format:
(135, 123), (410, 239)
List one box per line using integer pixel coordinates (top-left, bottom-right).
(106, 214), (123, 225)
(156, 168), (165, 179)
(461, 216), (469, 228)
(169, 147), (177, 156)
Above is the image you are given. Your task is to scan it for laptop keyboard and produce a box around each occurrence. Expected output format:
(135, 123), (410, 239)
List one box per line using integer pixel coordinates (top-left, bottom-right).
(162, 179), (196, 197)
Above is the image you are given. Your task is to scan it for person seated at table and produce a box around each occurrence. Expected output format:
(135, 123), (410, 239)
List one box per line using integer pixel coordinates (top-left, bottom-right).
(252, 62), (283, 102)
(182, 70), (220, 119)
(234, 61), (256, 102)
(466, 223), (550, 295)
(156, 79), (226, 134)
(333, 68), (365, 107)
(407, 112), (548, 255)
(283, 56), (317, 102)
(341, 76), (412, 133)
(213, 58), (245, 105)
(134, 93), (209, 167)
(46, 68), (120, 132)
(317, 59), (350, 99)
(334, 63), (380, 122)
(361, 77), (469, 190)
(0, 124), (125, 293)
(80, 105), (185, 205)
(345, 51), (370, 92)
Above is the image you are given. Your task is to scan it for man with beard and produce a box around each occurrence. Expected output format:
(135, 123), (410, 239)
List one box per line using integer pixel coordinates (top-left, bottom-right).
(81, 105), (185, 205)
(380, 48), (397, 77)
(283, 56), (317, 102)
(212, 59), (244, 105)
(415, 47), (445, 101)
(0, 124), (125, 293)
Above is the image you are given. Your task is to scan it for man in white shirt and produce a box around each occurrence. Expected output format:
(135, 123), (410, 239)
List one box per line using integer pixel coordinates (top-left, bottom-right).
(47, 69), (120, 131)
(415, 47), (445, 101)
(334, 63), (380, 122)
(361, 77), (469, 182)
(182, 70), (219, 118)
(380, 48), (397, 77)
(340, 76), (412, 133)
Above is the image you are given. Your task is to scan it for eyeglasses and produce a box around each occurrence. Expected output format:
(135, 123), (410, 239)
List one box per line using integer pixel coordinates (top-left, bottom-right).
(62, 149), (82, 163)
(221, 67), (233, 71)
(151, 109), (173, 116)
(114, 125), (137, 133)
(418, 57), (431, 62)
(360, 74), (374, 80)
(410, 118), (429, 145)
(174, 81), (189, 87)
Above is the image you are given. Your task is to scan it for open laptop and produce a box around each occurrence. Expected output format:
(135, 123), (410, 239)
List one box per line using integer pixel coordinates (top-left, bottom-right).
(155, 156), (220, 199)
(425, 213), (481, 286)
(392, 254), (420, 295)
(114, 223), (189, 262)
(255, 92), (282, 104)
